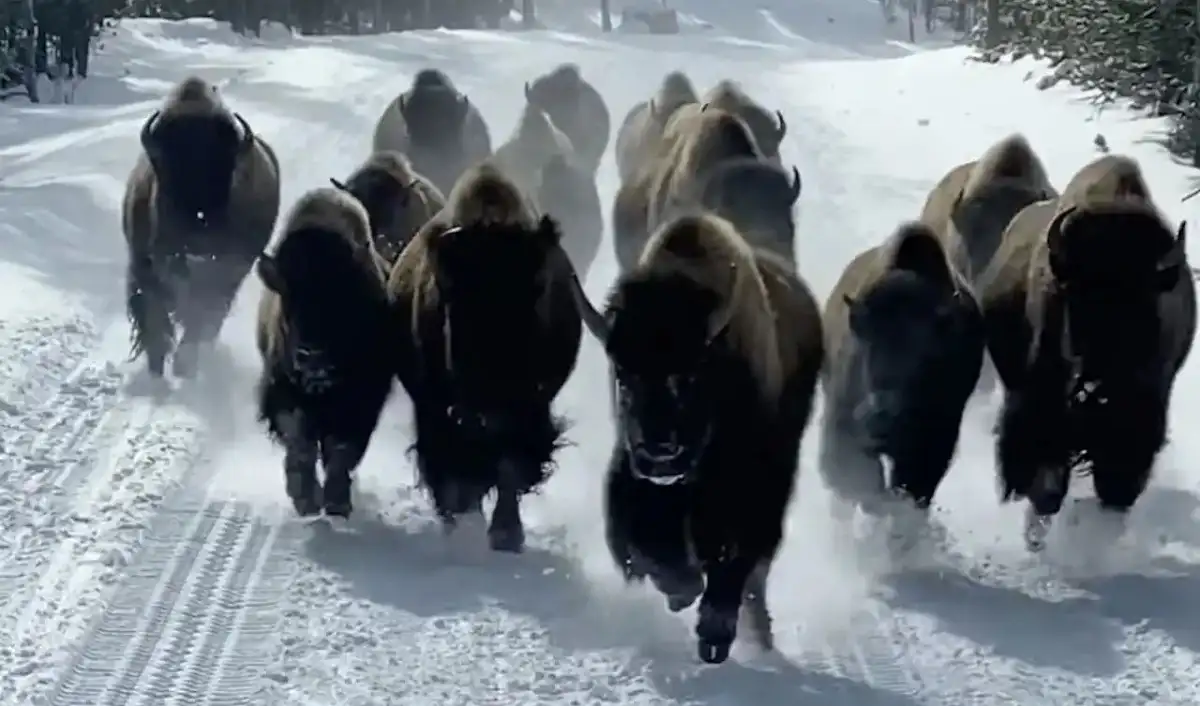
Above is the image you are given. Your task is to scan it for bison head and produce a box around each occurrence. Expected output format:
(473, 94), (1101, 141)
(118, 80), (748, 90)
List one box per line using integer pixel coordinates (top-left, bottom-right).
(843, 270), (974, 448)
(399, 86), (471, 149)
(429, 215), (563, 411)
(140, 108), (254, 230)
(1047, 205), (1186, 389)
(566, 272), (724, 486)
(330, 173), (417, 261)
(951, 183), (1049, 280)
(697, 160), (800, 259)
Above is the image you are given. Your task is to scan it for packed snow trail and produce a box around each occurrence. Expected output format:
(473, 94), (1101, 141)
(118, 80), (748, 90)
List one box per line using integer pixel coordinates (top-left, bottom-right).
(2, 14), (1200, 706)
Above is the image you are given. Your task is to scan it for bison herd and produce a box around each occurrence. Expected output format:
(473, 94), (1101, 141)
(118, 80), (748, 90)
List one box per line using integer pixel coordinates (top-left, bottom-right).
(118, 64), (1196, 665)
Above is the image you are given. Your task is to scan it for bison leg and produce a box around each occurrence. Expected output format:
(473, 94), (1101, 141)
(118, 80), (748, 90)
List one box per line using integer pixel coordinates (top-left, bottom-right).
(740, 561), (774, 652)
(1089, 432), (1160, 514)
(996, 389), (1071, 552)
(276, 410), (322, 517)
(126, 257), (174, 378)
(604, 449), (701, 609)
(319, 432), (371, 519)
(488, 458), (526, 553)
(695, 554), (757, 664)
(173, 261), (246, 379)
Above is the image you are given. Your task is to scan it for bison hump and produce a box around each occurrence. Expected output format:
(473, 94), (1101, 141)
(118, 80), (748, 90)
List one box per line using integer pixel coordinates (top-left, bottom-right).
(884, 222), (954, 284)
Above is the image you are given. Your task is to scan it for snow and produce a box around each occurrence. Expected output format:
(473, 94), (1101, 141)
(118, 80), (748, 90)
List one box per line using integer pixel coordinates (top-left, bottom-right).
(2, 2), (1200, 704)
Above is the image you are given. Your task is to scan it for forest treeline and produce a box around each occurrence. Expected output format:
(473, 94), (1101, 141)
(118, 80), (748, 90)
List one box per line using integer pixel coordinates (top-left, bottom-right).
(970, 0), (1200, 167)
(0, 0), (526, 101)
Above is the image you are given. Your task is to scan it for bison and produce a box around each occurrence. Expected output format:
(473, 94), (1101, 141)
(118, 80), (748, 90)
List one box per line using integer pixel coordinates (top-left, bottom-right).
(524, 63), (612, 176)
(611, 106), (762, 272)
(387, 163), (583, 553)
(695, 156), (802, 266)
(563, 211), (824, 665)
(254, 187), (395, 518)
(123, 76), (280, 381)
(372, 68), (493, 195)
(978, 154), (1195, 552)
(614, 70), (699, 183)
(331, 150), (445, 262)
(536, 153), (604, 275)
(820, 222), (984, 526)
(921, 133), (1056, 283)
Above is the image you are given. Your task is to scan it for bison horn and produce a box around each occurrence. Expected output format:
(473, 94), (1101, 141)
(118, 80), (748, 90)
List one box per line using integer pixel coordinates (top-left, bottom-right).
(234, 113), (255, 154)
(700, 102), (709, 112)
(329, 178), (350, 191)
(775, 110), (786, 139)
(556, 248), (609, 344)
(524, 82), (533, 102)
(139, 110), (161, 158)
(788, 166), (802, 203)
(1160, 220), (1188, 273)
(1045, 206), (1077, 281)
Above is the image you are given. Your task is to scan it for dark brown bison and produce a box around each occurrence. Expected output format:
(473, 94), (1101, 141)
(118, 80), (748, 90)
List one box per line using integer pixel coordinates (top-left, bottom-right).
(820, 222), (984, 528)
(614, 70), (699, 183)
(372, 68), (493, 195)
(524, 63), (611, 176)
(331, 151), (445, 262)
(978, 154), (1195, 552)
(387, 163), (582, 553)
(255, 187), (395, 518)
(611, 106), (762, 272)
(700, 80), (787, 163)
(921, 133), (1056, 282)
(123, 76), (280, 381)
(563, 211), (823, 665)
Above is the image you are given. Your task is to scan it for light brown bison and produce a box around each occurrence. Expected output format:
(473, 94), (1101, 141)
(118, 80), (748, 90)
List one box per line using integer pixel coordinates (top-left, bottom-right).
(524, 63), (612, 176)
(614, 70), (699, 183)
(562, 211), (823, 664)
(255, 187), (394, 518)
(978, 154), (1195, 552)
(124, 75), (280, 381)
(372, 68), (492, 195)
(611, 106), (762, 271)
(331, 151), (445, 262)
(387, 163), (582, 554)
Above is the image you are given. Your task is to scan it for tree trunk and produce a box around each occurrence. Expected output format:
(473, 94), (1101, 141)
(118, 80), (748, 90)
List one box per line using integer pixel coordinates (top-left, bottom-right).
(601, 0), (611, 30)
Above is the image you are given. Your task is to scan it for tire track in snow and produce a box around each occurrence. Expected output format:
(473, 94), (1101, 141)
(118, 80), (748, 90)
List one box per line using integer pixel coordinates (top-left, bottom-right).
(47, 501), (297, 706)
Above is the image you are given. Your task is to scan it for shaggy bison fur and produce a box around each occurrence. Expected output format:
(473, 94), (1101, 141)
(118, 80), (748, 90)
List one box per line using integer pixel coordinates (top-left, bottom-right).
(611, 106), (762, 272)
(700, 80), (787, 163)
(614, 70), (699, 183)
(820, 222), (984, 520)
(565, 212), (824, 664)
(123, 76), (281, 381)
(386, 163), (583, 553)
(255, 187), (395, 518)
(331, 150), (445, 262)
(978, 154), (1196, 552)
(524, 63), (612, 176)
(372, 68), (493, 195)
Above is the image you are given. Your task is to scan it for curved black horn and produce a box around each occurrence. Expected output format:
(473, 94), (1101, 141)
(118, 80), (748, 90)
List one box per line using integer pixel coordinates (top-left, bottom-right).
(788, 166), (802, 204)
(524, 82), (533, 102)
(775, 110), (786, 138)
(234, 113), (255, 154)
(701, 102), (710, 112)
(1161, 220), (1189, 272)
(139, 110), (161, 156)
(329, 178), (350, 191)
(557, 250), (609, 343)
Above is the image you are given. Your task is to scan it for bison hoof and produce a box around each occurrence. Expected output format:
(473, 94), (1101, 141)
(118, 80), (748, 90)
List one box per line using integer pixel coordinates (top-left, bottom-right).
(286, 473), (321, 517)
(695, 603), (738, 663)
(324, 500), (352, 519)
(696, 639), (732, 665)
(488, 525), (526, 553)
(291, 493), (322, 517)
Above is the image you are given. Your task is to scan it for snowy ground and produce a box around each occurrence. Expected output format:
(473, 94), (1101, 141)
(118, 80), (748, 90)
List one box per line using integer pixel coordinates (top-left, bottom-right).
(2, 4), (1200, 705)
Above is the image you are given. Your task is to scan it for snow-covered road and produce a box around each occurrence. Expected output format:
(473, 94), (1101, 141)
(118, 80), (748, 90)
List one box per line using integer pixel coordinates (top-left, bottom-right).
(2, 6), (1200, 705)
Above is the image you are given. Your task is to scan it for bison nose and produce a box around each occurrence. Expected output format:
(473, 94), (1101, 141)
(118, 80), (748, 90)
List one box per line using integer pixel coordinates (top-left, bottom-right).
(637, 441), (684, 464)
